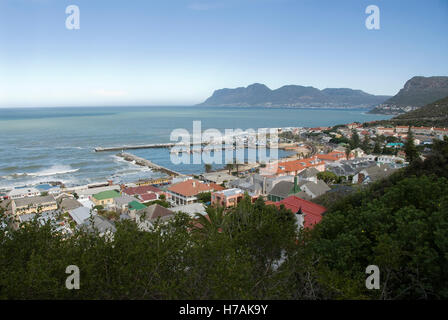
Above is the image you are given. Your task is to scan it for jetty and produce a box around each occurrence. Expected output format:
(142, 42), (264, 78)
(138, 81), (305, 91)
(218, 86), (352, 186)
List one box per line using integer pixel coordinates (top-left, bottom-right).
(117, 152), (182, 177)
(94, 143), (178, 152)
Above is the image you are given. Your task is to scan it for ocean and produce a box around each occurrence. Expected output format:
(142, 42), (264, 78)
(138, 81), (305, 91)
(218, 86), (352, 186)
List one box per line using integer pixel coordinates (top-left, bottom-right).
(0, 106), (392, 189)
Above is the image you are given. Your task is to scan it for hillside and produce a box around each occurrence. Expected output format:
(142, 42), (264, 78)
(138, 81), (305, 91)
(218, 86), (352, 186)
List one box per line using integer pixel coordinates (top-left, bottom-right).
(392, 96), (448, 127)
(199, 83), (390, 108)
(370, 76), (448, 114)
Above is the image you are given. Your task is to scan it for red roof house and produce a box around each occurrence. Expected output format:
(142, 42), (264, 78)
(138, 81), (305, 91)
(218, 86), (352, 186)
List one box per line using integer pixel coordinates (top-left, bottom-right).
(275, 195), (326, 229)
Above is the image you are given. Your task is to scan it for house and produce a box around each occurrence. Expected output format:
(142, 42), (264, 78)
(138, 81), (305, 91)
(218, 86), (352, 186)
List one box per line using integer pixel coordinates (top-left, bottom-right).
(376, 127), (395, 135)
(122, 185), (162, 201)
(352, 164), (398, 184)
(170, 202), (207, 218)
(275, 195), (327, 230)
(167, 179), (224, 206)
(261, 156), (325, 176)
(211, 188), (258, 208)
(229, 174), (293, 196)
(92, 190), (121, 207)
(297, 167), (320, 183)
(134, 204), (174, 231)
(300, 180), (331, 199)
(58, 198), (83, 211)
(12, 195), (58, 215)
(8, 187), (40, 200)
(199, 172), (239, 185)
(317, 151), (352, 162)
(76, 185), (121, 200)
(113, 194), (137, 212)
(352, 147), (366, 158)
(68, 206), (92, 225)
(128, 200), (147, 215)
(268, 179), (301, 202)
(82, 215), (116, 237)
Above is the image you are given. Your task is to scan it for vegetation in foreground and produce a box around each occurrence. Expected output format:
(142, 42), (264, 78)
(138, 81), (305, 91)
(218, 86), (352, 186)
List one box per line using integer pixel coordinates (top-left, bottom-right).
(1, 138), (447, 300)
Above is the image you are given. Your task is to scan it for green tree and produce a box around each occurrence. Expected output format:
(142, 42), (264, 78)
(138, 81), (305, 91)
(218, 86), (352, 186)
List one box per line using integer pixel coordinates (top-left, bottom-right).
(404, 128), (420, 164)
(204, 164), (212, 173)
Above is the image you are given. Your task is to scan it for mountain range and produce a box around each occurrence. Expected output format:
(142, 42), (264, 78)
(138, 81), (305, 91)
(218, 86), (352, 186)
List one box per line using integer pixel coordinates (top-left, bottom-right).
(198, 83), (391, 108)
(369, 76), (448, 114)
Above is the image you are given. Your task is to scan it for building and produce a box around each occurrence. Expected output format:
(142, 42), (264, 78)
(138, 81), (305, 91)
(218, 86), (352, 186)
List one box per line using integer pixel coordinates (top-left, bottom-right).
(82, 215), (116, 237)
(68, 206), (92, 225)
(92, 190), (121, 207)
(134, 204), (174, 231)
(199, 172), (239, 186)
(261, 156), (325, 177)
(317, 151), (352, 163)
(211, 188), (257, 208)
(376, 127), (395, 135)
(12, 195), (58, 215)
(275, 195), (327, 230)
(352, 164), (398, 184)
(170, 202), (207, 218)
(113, 194), (137, 212)
(122, 185), (162, 200)
(167, 179), (224, 206)
(8, 187), (40, 200)
(75, 185), (121, 200)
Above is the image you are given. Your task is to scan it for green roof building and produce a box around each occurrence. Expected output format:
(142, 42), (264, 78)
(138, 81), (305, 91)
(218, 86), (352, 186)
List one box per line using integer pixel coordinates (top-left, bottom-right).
(128, 200), (147, 211)
(92, 190), (121, 206)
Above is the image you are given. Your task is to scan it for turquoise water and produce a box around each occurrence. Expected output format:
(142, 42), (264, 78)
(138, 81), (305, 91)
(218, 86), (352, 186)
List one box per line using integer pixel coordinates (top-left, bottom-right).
(0, 106), (391, 189)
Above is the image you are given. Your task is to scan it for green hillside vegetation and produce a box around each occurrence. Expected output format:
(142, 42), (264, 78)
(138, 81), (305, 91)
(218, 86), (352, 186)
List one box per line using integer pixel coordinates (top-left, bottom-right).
(393, 96), (448, 127)
(1, 138), (448, 299)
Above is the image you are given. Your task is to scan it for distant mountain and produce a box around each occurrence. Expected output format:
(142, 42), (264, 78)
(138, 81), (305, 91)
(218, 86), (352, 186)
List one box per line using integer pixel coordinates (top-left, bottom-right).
(369, 76), (448, 115)
(198, 83), (391, 108)
(391, 96), (448, 127)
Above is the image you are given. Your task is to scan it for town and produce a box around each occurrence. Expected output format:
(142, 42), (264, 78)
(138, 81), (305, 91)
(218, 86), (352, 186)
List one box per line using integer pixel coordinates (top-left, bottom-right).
(1, 120), (447, 237)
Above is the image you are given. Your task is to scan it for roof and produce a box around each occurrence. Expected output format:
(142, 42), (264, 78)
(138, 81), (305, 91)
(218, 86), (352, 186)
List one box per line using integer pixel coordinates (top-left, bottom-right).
(8, 187), (40, 197)
(140, 193), (157, 202)
(298, 167), (319, 179)
(128, 201), (147, 211)
(213, 188), (244, 197)
(114, 195), (136, 207)
(274, 157), (323, 175)
(83, 215), (116, 234)
(269, 181), (294, 199)
(316, 151), (347, 161)
(59, 198), (82, 211)
(123, 185), (161, 196)
(301, 180), (331, 198)
(13, 195), (56, 208)
(276, 195), (327, 229)
(93, 190), (120, 201)
(171, 202), (207, 217)
(69, 206), (91, 225)
(168, 179), (217, 197)
(137, 204), (174, 221)
(362, 164), (397, 182)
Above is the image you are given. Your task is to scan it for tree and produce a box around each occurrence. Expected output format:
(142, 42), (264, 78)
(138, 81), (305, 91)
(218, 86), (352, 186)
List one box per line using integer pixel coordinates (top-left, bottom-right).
(373, 139), (381, 154)
(345, 147), (351, 160)
(204, 164), (212, 173)
(317, 171), (339, 184)
(361, 135), (370, 153)
(225, 163), (234, 174)
(404, 128), (419, 164)
(350, 130), (360, 149)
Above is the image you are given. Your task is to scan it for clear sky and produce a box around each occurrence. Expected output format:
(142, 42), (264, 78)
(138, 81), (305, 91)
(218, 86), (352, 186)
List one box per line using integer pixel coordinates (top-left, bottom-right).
(0, 0), (447, 107)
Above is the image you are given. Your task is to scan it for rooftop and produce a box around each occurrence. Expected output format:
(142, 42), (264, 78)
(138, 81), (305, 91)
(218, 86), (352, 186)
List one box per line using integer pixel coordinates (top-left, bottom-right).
(93, 190), (121, 201)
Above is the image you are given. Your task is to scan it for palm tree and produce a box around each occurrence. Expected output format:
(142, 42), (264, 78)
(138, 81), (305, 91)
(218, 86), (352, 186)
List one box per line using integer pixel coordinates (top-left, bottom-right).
(225, 163), (234, 175)
(193, 206), (227, 237)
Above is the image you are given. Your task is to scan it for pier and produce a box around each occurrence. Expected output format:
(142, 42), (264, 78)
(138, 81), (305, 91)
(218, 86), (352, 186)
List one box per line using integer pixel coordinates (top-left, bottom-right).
(94, 143), (178, 152)
(117, 152), (182, 177)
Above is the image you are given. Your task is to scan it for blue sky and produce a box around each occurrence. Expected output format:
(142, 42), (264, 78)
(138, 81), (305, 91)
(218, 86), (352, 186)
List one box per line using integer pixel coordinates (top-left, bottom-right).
(0, 0), (447, 107)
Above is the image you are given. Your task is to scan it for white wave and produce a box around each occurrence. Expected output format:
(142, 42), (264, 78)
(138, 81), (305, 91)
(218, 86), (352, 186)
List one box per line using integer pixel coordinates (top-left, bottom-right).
(27, 165), (79, 177)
